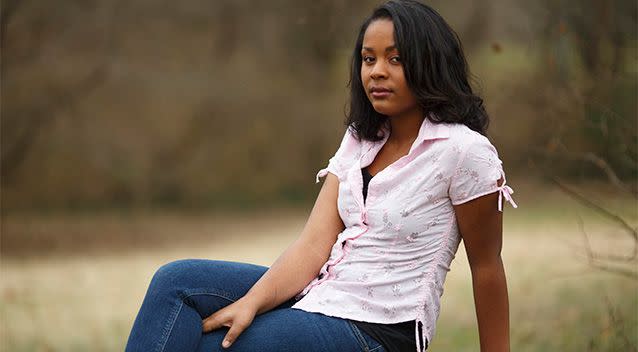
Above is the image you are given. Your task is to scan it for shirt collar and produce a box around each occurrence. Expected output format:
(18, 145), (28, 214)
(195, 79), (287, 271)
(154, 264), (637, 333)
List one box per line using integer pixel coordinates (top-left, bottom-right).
(376, 113), (451, 151)
(415, 114), (451, 142)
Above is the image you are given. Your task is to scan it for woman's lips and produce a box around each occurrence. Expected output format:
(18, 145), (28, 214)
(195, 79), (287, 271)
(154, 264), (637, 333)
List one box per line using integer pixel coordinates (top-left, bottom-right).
(370, 87), (392, 99)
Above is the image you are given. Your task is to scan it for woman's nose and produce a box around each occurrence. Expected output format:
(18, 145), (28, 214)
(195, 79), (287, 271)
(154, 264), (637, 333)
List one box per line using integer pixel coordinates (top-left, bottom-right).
(370, 61), (388, 80)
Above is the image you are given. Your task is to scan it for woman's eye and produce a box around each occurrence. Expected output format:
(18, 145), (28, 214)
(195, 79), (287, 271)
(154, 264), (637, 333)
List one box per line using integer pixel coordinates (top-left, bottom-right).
(362, 56), (375, 63)
(390, 56), (401, 64)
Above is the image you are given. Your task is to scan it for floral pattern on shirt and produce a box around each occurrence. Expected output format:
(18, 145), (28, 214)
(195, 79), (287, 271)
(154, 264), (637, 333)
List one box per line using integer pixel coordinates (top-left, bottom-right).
(292, 116), (517, 352)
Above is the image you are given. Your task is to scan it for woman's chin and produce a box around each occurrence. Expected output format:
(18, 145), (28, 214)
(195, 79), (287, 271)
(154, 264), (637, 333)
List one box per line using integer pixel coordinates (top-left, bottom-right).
(370, 102), (397, 116)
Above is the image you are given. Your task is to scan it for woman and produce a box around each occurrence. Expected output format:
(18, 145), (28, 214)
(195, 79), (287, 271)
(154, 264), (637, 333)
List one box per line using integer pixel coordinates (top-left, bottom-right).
(124, 1), (516, 351)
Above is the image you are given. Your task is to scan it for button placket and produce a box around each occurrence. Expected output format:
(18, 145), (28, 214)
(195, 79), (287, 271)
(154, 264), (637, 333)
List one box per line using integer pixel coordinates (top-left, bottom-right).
(312, 143), (380, 288)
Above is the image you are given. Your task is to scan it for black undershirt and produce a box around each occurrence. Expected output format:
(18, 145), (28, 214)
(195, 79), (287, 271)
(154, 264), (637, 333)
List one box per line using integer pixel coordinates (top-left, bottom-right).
(348, 167), (428, 352)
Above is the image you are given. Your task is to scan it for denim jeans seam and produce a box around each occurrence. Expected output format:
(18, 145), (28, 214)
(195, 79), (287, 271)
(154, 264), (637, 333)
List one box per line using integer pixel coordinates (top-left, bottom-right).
(346, 320), (370, 351)
(156, 290), (236, 352)
(181, 288), (238, 303)
(155, 300), (184, 352)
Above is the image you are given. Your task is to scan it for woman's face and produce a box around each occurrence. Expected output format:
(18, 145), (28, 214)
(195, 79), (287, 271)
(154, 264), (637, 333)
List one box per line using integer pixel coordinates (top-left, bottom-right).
(361, 19), (419, 118)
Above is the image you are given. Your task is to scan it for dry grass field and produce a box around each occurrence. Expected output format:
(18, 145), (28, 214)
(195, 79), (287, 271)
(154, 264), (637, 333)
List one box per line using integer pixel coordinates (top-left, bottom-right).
(1, 183), (637, 351)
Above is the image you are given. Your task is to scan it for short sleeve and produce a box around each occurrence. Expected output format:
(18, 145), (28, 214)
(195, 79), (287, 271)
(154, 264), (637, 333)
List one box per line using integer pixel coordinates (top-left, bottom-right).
(315, 127), (359, 183)
(449, 137), (517, 210)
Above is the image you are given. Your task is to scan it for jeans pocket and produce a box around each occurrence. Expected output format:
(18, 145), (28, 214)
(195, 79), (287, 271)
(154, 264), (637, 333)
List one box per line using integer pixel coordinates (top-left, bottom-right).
(346, 320), (386, 352)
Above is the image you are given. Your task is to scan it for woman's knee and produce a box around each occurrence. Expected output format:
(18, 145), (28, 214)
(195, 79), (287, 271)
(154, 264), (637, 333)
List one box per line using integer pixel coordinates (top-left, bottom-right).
(149, 259), (206, 292)
(147, 259), (268, 298)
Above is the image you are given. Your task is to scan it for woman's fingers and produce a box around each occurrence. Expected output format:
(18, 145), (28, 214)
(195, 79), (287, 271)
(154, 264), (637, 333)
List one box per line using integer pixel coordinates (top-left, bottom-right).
(201, 313), (228, 333)
(201, 301), (257, 348)
(221, 320), (248, 348)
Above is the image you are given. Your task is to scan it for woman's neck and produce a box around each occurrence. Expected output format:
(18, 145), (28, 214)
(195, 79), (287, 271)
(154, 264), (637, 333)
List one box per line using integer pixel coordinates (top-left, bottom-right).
(386, 109), (424, 149)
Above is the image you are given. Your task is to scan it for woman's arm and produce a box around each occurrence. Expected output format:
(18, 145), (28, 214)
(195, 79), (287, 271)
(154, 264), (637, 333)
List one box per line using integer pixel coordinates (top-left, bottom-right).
(201, 173), (344, 348)
(453, 188), (510, 352)
(241, 172), (344, 313)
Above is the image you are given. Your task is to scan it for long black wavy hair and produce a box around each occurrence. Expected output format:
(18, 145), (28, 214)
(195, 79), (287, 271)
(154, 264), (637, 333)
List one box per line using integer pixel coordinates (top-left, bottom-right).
(345, 0), (489, 141)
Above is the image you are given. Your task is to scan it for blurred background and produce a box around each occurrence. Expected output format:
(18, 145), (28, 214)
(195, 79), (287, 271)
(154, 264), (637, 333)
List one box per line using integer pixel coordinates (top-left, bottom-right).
(1, 0), (636, 351)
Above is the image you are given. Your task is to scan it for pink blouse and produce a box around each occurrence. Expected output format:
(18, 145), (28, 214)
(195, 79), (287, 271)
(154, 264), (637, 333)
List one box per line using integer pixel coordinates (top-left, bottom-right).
(290, 116), (517, 351)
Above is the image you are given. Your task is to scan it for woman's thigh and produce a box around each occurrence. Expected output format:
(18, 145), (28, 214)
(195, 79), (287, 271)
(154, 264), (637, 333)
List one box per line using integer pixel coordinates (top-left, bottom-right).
(154, 259), (268, 300)
(154, 259), (286, 319)
(152, 259), (385, 352)
(196, 308), (386, 352)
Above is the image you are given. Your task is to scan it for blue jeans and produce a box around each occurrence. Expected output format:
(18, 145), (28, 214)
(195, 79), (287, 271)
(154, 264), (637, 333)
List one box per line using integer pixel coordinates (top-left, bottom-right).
(125, 259), (387, 352)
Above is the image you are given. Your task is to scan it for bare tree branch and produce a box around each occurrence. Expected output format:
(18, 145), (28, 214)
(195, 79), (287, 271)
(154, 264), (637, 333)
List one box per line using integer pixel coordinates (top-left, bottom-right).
(553, 178), (637, 241)
(604, 295), (638, 352)
(576, 214), (637, 263)
(533, 144), (638, 198)
(590, 265), (638, 280)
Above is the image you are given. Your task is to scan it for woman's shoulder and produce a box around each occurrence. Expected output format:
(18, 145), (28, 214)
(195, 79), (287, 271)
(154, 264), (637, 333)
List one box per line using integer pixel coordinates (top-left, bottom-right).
(441, 123), (498, 152)
(319, 126), (364, 180)
(427, 123), (501, 173)
(338, 125), (365, 156)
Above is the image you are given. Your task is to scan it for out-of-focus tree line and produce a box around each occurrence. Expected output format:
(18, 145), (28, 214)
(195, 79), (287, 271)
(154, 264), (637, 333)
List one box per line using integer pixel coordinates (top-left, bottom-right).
(2, 0), (636, 211)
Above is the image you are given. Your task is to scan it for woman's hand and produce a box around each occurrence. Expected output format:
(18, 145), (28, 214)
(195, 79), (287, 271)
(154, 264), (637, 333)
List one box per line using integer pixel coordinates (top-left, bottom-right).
(201, 297), (260, 349)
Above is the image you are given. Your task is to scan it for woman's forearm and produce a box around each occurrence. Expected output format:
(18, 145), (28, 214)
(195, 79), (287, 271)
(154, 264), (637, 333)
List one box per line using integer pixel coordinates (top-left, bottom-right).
(242, 236), (330, 315)
(241, 174), (343, 316)
(471, 257), (510, 352)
